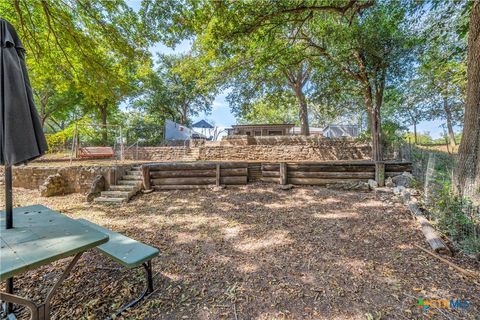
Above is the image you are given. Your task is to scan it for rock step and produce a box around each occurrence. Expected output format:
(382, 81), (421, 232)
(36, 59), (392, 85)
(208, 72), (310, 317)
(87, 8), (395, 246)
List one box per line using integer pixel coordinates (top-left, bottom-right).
(101, 191), (132, 198)
(117, 180), (141, 186)
(94, 197), (126, 204)
(123, 174), (143, 180)
(109, 185), (137, 191)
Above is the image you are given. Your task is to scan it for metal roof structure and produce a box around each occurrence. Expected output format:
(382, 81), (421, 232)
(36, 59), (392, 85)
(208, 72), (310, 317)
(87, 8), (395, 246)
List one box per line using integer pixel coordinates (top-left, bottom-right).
(192, 120), (214, 129)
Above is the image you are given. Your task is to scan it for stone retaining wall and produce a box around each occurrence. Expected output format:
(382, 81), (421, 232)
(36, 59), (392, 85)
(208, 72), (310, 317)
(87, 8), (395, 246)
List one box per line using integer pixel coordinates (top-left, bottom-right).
(125, 139), (372, 162)
(197, 143), (371, 161)
(0, 164), (133, 193)
(124, 147), (190, 161)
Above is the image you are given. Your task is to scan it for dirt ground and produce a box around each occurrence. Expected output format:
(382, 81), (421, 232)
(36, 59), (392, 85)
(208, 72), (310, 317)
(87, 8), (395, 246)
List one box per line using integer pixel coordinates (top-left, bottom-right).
(1, 185), (479, 319)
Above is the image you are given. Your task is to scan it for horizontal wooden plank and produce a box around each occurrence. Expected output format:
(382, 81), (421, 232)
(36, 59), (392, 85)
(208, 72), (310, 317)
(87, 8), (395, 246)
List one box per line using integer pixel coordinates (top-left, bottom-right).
(287, 164), (376, 172)
(262, 171), (280, 177)
(147, 162), (248, 171)
(262, 164), (280, 171)
(222, 176), (248, 185)
(151, 176), (247, 186)
(260, 177), (280, 183)
(150, 168), (247, 178)
(287, 171), (375, 179)
(288, 178), (366, 185)
(153, 185), (216, 190)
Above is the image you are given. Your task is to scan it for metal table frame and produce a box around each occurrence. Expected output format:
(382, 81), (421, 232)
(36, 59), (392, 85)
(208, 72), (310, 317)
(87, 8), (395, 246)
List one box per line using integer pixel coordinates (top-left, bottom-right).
(1, 252), (83, 320)
(1, 205), (109, 320)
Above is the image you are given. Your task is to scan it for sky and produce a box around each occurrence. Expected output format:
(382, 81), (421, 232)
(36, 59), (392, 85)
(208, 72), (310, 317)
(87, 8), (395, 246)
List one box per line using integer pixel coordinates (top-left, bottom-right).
(126, 0), (455, 138)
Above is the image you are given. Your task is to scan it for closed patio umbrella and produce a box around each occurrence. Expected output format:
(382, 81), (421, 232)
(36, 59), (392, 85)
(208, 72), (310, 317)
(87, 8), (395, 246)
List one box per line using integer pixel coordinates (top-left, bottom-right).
(1, 18), (48, 226)
(1, 18), (48, 313)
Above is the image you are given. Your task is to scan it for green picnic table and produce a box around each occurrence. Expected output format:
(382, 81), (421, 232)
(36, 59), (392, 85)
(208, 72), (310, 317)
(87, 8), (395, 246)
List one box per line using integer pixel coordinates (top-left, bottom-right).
(0, 205), (109, 320)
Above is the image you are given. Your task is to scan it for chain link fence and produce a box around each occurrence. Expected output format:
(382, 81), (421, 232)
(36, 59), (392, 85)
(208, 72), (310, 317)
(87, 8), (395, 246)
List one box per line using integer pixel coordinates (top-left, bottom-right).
(400, 142), (480, 254)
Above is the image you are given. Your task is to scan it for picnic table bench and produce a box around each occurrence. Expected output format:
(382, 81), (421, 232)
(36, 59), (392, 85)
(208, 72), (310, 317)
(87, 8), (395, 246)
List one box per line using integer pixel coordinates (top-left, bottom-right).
(78, 147), (115, 159)
(77, 219), (159, 318)
(0, 205), (159, 320)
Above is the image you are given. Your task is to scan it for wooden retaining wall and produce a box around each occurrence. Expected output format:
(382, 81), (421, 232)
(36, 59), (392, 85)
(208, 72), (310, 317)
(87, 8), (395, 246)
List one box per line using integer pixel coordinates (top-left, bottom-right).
(261, 162), (412, 185)
(142, 161), (412, 189)
(143, 162), (248, 190)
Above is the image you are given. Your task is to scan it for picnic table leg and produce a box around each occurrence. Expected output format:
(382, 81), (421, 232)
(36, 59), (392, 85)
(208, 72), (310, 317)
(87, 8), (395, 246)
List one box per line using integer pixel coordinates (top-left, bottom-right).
(108, 261), (155, 320)
(43, 252), (83, 319)
(1, 252), (83, 320)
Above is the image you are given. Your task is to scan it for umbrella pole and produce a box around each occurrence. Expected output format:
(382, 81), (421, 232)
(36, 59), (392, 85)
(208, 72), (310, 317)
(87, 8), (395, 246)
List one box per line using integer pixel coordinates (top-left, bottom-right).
(5, 164), (13, 229)
(4, 165), (14, 314)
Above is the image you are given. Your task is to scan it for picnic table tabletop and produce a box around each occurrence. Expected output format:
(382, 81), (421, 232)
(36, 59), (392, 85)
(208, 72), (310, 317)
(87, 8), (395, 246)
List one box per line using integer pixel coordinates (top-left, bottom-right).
(0, 205), (109, 281)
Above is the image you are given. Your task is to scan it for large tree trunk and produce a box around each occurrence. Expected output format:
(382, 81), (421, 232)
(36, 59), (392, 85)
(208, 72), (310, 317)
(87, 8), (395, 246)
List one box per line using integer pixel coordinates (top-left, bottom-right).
(443, 97), (457, 147)
(286, 64), (311, 136)
(364, 86), (382, 161)
(294, 86), (310, 136)
(99, 100), (108, 144)
(179, 104), (188, 125)
(454, 2), (480, 202)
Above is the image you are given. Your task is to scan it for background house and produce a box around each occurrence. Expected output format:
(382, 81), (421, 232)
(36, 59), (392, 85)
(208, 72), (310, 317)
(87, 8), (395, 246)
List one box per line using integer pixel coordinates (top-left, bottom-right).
(226, 124), (294, 136)
(323, 125), (359, 138)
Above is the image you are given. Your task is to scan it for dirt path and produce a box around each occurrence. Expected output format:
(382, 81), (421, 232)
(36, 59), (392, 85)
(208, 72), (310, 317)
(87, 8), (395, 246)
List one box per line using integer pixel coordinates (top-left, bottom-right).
(1, 185), (479, 319)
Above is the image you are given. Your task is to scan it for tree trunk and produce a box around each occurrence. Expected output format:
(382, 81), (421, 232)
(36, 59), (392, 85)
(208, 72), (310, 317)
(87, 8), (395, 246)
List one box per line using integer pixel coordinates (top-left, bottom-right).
(454, 2), (480, 202)
(294, 86), (310, 136)
(364, 86), (382, 161)
(443, 97), (457, 147)
(99, 100), (108, 144)
(413, 121), (418, 144)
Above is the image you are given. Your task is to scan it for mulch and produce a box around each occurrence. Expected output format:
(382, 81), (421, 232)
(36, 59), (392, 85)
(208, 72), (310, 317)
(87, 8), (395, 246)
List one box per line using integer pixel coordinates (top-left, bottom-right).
(1, 184), (479, 319)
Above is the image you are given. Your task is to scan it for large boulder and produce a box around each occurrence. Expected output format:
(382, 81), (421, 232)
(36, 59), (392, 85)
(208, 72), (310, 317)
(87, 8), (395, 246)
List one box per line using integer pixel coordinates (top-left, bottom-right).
(392, 172), (414, 188)
(40, 174), (66, 197)
(86, 175), (106, 202)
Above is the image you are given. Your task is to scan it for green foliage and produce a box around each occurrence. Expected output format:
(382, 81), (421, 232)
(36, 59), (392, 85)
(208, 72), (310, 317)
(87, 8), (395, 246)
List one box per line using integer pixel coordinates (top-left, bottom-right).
(404, 132), (434, 145)
(133, 54), (216, 125)
(124, 112), (165, 145)
(236, 92), (299, 124)
(0, 0), (152, 141)
(429, 184), (480, 254)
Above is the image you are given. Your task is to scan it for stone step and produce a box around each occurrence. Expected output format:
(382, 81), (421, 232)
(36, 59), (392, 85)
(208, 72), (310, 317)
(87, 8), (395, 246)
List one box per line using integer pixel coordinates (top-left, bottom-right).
(123, 174), (142, 180)
(109, 185), (137, 191)
(101, 191), (131, 198)
(117, 180), (141, 186)
(94, 197), (126, 204)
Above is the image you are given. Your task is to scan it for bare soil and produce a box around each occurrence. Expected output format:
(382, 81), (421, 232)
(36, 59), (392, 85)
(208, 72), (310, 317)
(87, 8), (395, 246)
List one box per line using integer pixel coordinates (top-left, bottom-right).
(1, 185), (479, 319)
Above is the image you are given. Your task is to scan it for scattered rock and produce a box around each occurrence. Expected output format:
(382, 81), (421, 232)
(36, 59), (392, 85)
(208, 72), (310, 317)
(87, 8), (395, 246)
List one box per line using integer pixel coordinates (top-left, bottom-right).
(212, 185), (226, 192)
(326, 181), (370, 191)
(86, 175), (106, 202)
(392, 172), (414, 188)
(278, 184), (294, 190)
(40, 174), (66, 197)
(142, 189), (154, 194)
(393, 186), (406, 195)
(385, 177), (395, 188)
(368, 179), (378, 189)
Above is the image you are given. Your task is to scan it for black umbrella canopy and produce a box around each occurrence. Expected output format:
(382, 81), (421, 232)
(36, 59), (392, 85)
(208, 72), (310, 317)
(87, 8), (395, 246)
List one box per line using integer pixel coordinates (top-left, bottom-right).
(1, 18), (48, 166)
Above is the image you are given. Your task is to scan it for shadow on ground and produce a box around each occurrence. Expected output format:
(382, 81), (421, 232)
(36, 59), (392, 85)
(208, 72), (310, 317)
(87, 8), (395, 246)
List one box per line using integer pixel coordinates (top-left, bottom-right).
(1, 184), (479, 319)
